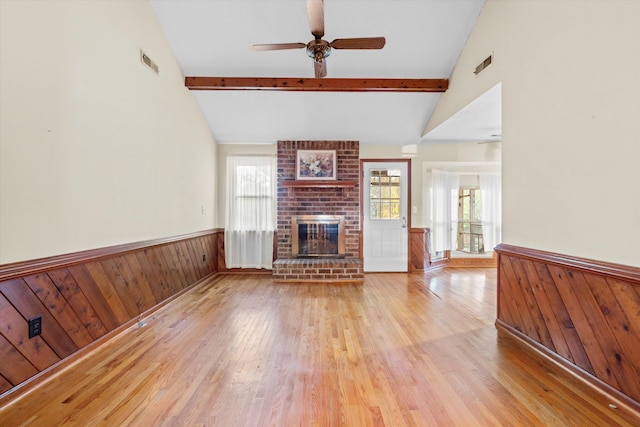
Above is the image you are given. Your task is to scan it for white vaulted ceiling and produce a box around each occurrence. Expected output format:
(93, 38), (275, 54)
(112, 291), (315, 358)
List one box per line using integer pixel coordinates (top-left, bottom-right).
(150, 0), (488, 145)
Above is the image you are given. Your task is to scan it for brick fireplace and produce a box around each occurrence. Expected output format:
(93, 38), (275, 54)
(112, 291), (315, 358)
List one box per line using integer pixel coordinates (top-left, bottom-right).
(273, 141), (363, 282)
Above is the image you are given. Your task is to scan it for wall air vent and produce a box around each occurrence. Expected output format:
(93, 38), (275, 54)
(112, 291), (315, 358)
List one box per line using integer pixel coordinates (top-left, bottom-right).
(140, 50), (159, 75)
(474, 54), (492, 76)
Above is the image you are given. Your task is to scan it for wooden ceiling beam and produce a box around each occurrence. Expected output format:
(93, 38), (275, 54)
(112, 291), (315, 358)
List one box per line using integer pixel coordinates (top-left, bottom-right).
(184, 77), (448, 93)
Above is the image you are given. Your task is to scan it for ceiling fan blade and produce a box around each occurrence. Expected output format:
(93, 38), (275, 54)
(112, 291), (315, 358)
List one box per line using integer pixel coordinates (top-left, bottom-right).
(330, 37), (386, 50)
(314, 60), (327, 78)
(252, 42), (306, 51)
(306, 0), (324, 39)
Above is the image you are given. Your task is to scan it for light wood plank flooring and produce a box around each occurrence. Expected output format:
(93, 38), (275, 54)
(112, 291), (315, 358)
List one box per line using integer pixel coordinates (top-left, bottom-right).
(1, 268), (638, 426)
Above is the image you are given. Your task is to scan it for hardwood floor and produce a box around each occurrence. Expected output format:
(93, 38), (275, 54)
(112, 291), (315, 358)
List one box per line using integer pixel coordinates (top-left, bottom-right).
(1, 269), (638, 426)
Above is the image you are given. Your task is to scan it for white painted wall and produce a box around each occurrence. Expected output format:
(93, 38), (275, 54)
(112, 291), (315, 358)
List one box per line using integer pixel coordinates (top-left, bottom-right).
(0, 1), (216, 264)
(425, 0), (640, 267)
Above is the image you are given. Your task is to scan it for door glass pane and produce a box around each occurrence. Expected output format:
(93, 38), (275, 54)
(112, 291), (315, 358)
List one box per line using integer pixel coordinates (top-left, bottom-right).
(381, 201), (391, 218)
(370, 201), (380, 218)
(391, 201), (400, 218)
(369, 169), (401, 219)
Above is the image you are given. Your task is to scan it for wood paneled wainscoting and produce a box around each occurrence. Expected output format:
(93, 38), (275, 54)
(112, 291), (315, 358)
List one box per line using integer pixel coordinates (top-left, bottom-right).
(409, 228), (450, 272)
(495, 244), (640, 412)
(0, 229), (221, 398)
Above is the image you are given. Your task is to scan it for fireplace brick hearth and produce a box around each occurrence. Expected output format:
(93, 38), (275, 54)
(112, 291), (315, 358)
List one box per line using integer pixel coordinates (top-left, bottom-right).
(272, 258), (363, 282)
(273, 140), (363, 282)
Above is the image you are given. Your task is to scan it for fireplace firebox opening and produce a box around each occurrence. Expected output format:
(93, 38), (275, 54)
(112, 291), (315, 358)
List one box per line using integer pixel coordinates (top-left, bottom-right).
(291, 215), (345, 258)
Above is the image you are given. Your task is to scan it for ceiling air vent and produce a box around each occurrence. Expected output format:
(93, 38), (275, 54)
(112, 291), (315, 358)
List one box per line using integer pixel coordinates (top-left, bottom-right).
(474, 54), (492, 76)
(140, 50), (159, 75)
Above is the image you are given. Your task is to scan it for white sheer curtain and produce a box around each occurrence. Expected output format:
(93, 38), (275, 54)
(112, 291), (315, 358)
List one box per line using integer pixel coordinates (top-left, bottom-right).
(479, 173), (502, 252)
(428, 169), (459, 253)
(225, 156), (276, 269)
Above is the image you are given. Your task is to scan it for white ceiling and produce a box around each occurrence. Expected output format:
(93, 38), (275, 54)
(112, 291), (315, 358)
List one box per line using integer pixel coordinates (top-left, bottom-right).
(150, 0), (489, 146)
(422, 82), (502, 144)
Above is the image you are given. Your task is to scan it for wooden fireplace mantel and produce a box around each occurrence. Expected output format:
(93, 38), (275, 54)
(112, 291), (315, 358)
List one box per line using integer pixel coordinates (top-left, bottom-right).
(280, 180), (357, 189)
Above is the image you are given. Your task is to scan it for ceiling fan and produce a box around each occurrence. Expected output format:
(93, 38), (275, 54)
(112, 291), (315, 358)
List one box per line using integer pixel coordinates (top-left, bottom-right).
(252, 0), (386, 78)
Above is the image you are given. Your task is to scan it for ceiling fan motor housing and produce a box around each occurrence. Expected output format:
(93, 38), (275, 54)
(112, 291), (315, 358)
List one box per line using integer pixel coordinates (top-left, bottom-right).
(307, 39), (331, 62)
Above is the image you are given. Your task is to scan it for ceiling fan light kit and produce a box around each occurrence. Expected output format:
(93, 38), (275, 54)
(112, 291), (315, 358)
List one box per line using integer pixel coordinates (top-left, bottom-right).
(252, 0), (385, 78)
(307, 39), (331, 62)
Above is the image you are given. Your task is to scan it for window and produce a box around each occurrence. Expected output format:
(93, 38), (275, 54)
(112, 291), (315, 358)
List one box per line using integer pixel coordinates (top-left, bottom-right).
(369, 169), (401, 219)
(428, 170), (500, 255)
(231, 161), (275, 231)
(457, 188), (484, 254)
(225, 156), (276, 269)
(427, 169), (459, 253)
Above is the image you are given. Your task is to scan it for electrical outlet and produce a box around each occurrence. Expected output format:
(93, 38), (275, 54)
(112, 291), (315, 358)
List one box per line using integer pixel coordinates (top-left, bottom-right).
(28, 316), (42, 339)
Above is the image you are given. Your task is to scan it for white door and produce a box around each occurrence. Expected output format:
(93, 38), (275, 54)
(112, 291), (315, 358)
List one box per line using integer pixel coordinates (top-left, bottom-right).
(363, 161), (409, 272)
